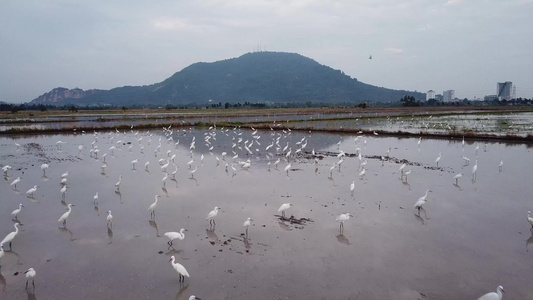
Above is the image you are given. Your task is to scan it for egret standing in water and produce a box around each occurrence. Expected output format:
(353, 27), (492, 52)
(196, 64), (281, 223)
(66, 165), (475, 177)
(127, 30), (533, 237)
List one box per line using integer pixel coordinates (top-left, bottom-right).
(40, 163), (49, 176)
(148, 195), (160, 219)
(278, 203), (293, 218)
(1, 223), (20, 250)
(528, 211), (533, 230)
(115, 175), (122, 191)
(453, 173), (463, 185)
(24, 268), (36, 290)
(26, 185), (38, 198)
(350, 180), (355, 196)
(434, 152), (442, 167)
(284, 163), (291, 176)
(414, 190), (432, 215)
(11, 204), (24, 220)
(0, 245), (4, 268)
(243, 217), (253, 237)
(106, 211), (113, 228)
(58, 204), (74, 227)
(10, 176), (21, 189)
(169, 255), (190, 283)
(164, 228), (185, 246)
(206, 207), (220, 226)
(477, 285), (504, 300)
(336, 213), (352, 233)
(472, 160), (478, 181)
(93, 192), (99, 205)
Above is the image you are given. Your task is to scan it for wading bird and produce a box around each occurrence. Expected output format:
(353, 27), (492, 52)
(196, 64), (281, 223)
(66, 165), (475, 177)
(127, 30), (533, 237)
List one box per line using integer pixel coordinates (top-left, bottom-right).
(58, 204), (74, 227)
(11, 204), (24, 220)
(164, 228), (185, 246)
(336, 213), (352, 233)
(24, 268), (36, 290)
(1, 223), (20, 250)
(243, 218), (253, 236)
(278, 203), (293, 218)
(169, 255), (190, 283)
(106, 211), (113, 228)
(477, 285), (504, 300)
(414, 189), (432, 215)
(206, 207), (220, 226)
(148, 195), (160, 219)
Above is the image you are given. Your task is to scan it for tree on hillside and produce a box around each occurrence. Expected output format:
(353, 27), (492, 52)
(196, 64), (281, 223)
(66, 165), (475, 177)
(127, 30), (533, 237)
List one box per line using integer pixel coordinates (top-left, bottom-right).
(400, 96), (421, 107)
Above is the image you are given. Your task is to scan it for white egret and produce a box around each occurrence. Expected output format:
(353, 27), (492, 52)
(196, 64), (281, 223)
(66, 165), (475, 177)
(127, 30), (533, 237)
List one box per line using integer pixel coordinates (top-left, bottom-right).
(358, 168), (365, 179)
(336, 213), (352, 233)
(453, 173), (463, 184)
(399, 163), (406, 174)
(144, 161), (150, 171)
(61, 171), (69, 178)
(498, 160), (503, 171)
(462, 155), (470, 165)
(477, 285), (504, 300)
(350, 180), (355, 196)
(58, 204), (74, 226)
(60, 185), (67, 199)
(107, 211), (113, 228)
(40, 163), (49, 175)
(148, 195), (160, 219)
(162, 173), (168, 187)
(472, 160), (478, 180)
(284, 163), (291, 176)
(164, 228), (185, 246)
(434, 152), (442, 167)
(189, 165), (198, 178)
(60, 177), (67, 185)
(93, 192), (99, 204)
(2, 165), (11, 176)
(115, 175), (122, 191)
(278, 203), (293, 218)
(10, 176), (21, 188)
(243, 218), (253, 236)
(206, 207), (220, 226)
(1, 223), (20, 250)
(169, 255), (190, 283)
(414, 189), (432, 214)
(131, 159), (138, 170)
(528, 211), (533, 230)
(24, 268), (36, 290)
(0, 245), (4, 267)
(11, 204), (24, 220)
(26, 185), (38, 198)
(171, 165), (178, 179)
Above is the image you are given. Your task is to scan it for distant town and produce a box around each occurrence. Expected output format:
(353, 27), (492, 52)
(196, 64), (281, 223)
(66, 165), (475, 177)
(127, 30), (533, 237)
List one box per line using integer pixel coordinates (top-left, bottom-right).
(426, 81), (516, 102)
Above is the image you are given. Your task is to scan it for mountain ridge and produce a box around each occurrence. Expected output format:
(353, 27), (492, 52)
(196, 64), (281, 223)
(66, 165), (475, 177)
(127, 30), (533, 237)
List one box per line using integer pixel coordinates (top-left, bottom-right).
(31, 52), (424, 106)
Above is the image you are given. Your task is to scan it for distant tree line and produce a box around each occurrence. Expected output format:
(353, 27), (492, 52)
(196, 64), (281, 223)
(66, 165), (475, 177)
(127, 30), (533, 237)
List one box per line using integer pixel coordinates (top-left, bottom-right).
(1, 96), (531, 113)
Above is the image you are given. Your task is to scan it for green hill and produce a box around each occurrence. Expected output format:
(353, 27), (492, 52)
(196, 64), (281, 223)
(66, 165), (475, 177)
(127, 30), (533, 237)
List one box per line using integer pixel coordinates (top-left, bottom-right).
(31, 52), (424, 106)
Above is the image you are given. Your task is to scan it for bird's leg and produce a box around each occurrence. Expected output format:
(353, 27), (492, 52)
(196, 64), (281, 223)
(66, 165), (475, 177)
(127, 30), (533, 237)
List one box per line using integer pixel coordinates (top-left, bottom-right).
(417, 208), (421, 216)
(26, 279), (28, 289)
(32, 279), (35, 288)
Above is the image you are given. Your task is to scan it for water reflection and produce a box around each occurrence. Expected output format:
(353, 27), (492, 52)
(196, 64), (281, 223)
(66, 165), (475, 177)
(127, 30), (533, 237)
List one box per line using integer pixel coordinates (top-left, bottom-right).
(0, 272), (5, 292)
(58, 226), (75, 241)
(526, 232), (533, 252)
(26, 289), (37, 300)
(336, 234), (351, 245)
(174, 283), (189, 300)
(115, 191), (122, 203)
(243, 237), (251, 250)
(4, 249), (22, 265)
(206, 228), (219, 243)
(149, 220), (161, 237)
(107, 228), (113, 244)
(278, 221), (291, 231)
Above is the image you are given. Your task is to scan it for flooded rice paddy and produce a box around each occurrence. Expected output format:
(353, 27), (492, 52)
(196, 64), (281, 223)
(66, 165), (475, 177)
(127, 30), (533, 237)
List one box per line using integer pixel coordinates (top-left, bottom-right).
(1, 127), (533, 299)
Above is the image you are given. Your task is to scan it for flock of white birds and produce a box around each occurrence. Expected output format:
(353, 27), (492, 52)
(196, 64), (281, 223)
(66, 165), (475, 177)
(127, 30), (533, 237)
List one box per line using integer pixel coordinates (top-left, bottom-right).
(1, 123), (529, 299)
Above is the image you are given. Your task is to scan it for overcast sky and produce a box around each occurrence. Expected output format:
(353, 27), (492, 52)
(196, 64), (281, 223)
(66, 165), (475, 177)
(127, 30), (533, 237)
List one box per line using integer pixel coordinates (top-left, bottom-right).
(1, 0), (532, 103)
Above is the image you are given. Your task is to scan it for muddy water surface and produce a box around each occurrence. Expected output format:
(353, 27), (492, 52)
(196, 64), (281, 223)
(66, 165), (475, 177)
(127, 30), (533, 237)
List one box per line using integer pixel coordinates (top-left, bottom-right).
(1, 129), (532, 299)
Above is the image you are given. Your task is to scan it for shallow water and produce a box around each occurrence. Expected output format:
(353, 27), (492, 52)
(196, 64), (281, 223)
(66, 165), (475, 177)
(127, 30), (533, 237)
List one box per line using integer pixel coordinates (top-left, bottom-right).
(0, 128), (532, 299)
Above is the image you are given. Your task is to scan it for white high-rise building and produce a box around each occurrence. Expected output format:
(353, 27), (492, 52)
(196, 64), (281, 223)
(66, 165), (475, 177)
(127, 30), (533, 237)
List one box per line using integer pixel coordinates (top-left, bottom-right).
(426, 90), (435, 101)
(497, 82), (513, 100)
(443, 90), (455, 102)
